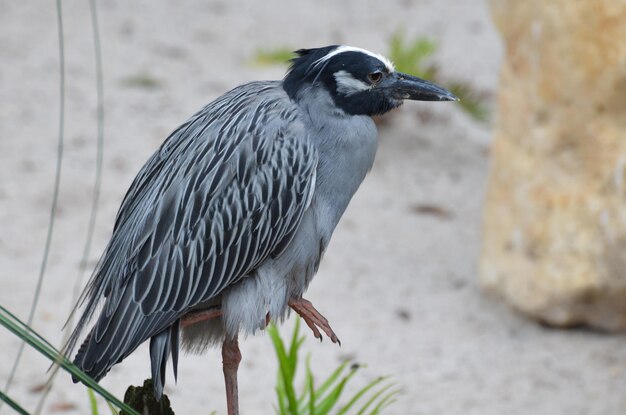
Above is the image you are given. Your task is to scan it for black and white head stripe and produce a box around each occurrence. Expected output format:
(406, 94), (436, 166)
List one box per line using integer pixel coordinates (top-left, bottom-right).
(283, 45), (397, 101)
(283, 45), (406, 115)
(310, 46), (395, 74)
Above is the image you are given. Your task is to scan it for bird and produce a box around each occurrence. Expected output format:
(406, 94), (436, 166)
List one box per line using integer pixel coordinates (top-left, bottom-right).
(67, 45), (456, 415)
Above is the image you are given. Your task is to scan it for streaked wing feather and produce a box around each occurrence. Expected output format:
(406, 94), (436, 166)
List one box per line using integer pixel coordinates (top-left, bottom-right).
(127, 88), (316, 313)
(73, 82), (317, 380)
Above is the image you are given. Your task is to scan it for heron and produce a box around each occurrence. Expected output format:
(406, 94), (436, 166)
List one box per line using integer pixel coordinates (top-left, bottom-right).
(67, 45), (456, 414)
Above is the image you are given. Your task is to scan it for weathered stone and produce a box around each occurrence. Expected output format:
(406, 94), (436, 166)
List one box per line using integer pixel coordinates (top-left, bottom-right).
(481, 0), (626, 330)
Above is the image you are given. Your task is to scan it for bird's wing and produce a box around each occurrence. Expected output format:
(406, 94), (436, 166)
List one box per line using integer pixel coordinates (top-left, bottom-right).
(130, 94), (317, 314)
(72, 82), (317, 378)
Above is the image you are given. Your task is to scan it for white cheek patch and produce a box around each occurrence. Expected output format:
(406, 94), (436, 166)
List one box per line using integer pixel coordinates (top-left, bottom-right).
(334, 70), (370, 96)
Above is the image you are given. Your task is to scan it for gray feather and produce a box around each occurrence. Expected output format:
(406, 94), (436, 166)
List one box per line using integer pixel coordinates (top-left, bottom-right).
(70, 81), (318, 391)
(64, 44), (456, 403)
(71, 62), (379, 400)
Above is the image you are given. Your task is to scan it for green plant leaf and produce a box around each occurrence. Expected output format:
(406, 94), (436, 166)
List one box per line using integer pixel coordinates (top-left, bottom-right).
(0, 306), (139, 415)
(387, 30), (489, 123)
(275, 373), (288, 415)
(0, 389), (29, 415)
(296, 355), (314, 414)
(313, 360), (350, 399)
(446, 81), (490, 122)
(304, 356), (315, 415)
(355, 383), (396, 415)
(120, 73), (162, 89)
(313, 365), (358, 415)
(88, 388), (99, 415)
(275, 386), (288, 415)
(252, 47), (295, 66)
(336, 376), (389, 415)
(388, 29), (438, 80)
(369, 388), (400, 415)
(287, 319), (304, 384)
(106, 400), (119, 415)
(268, 323), (298, 414)
(270, 317), (398, 415)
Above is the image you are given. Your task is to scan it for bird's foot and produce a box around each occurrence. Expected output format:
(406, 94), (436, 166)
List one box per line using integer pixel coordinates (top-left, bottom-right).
(288, 298), (340, 345)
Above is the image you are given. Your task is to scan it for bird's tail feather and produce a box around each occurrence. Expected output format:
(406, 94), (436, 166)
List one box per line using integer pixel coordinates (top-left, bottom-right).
(149, 321), (180, 400)
(70, 281), (180, 399)
(62, 243), (124, 359)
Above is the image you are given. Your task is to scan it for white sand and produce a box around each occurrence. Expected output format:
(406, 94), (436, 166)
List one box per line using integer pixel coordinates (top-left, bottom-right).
(1, 0), (626, 414)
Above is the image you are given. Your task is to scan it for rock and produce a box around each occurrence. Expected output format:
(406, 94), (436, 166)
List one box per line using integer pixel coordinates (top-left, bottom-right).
(480, 0), (626, 330)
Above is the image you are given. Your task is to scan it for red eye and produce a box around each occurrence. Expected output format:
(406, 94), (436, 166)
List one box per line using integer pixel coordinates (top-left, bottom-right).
(367, 71), (383, 84)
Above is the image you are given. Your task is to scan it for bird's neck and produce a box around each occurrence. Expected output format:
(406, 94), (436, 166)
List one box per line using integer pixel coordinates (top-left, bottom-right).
(296, 86), (379, 242)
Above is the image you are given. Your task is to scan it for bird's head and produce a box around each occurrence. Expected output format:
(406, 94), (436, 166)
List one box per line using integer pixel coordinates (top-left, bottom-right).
(283, 45), (457, 117)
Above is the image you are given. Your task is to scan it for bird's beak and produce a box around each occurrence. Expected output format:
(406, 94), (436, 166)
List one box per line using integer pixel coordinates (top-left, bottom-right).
(384, 72), (458, 102)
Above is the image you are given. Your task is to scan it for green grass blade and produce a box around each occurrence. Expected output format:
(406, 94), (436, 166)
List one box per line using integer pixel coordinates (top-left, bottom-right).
(0, 306), (139, 415)
(251, 47), (295, 66)
(387, 30), (488, 123)
(336, 376), (389, 415)
(356, 383), (395, 415)
(368, 389), (400, 415)
(2, 0), (67, 408)
(0, 389), (30, 415)
(275, 381), (289, 415)
(275, 389), (288, 415)
(287, 319), (304, 385)
(446, 82), (489, 122)
(267, 323), (298, 415)
(268, 324), (295, 383)
(296, 355), (314, 413)
(106, 400), (119, 415)
(313, 360), (350, 399)
(313, 370), (355, 415)
(87, 388), (99, 415)
(270, 317), (399, 415)
(388, 30), (437, 79)
(306, 357), (315, 415)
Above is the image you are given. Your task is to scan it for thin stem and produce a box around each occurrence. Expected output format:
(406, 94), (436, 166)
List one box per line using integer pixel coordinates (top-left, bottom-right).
(33, 0), (105, 412)
(0, 0), (65, 411)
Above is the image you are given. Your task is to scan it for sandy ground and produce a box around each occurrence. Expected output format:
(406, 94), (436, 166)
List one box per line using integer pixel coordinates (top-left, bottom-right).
(2, 0), (626, 414)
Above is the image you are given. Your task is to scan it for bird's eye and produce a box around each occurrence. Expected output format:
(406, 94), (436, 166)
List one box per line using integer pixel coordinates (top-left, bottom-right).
(367, 71), (383, 84)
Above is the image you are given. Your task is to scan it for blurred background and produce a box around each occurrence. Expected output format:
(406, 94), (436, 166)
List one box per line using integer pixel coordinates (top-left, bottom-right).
(1, 0), (626, 414)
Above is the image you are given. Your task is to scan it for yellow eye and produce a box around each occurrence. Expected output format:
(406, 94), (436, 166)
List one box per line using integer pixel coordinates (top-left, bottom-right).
(367, 71), (383, 84)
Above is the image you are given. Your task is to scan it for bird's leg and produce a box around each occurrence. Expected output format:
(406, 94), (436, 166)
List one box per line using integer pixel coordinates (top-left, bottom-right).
(288, 298), (340, 345)
(222, 335), (241, 415)
(180, 308), (223, 328)
(180, 308), (240, 414)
